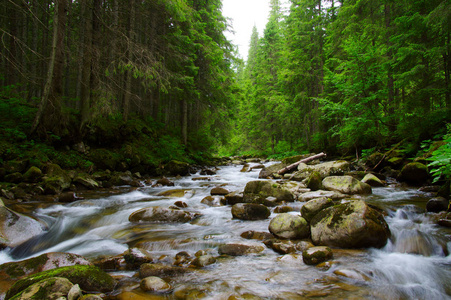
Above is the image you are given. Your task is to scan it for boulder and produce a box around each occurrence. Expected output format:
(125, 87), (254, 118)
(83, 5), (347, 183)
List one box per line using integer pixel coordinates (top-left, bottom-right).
(0, 252), (91, 281)
(201, 196), (221, 207)
(129, 207), (200, 223)
(268, 213), (310, 239)
(224, 191), (244, 205)
(164, 160), (190, 176)
(240, 231), (274, 240)
(298, 190), (346, 202)
(140, 276), (171, 293)
(154, 177), (174, 187)
(231, 203), (270, 220)
(426, 197), (449, 213)
(73, 173), (99, 189)
(109, 173), (134, 186)
(0, 201), (45, 248)
(361, 173), (385, 187)
(22, 167), (42, 183)
(7, 276), (73, 300)
(5, 265), (116, 299)
(4, 160), (28, 174)
(310, 200), (390, 248)
(306, 171), (322, 191)
(258, 163), (286, 179)
(200, 169), (216, 175)
(243, 181), (294, 205)
(218, 244), (265, 256)
(322, 176), (372, 195)
(296, 160), (351, 179)
(302, 246), (333, 265)
(397, 162), (429, 186)
(190, 255), (216, 267)
(158, 189), (192, 198)
(263, 239), (297, 254)
(300, 197), (334, 222)
(123, 248), (154, 269)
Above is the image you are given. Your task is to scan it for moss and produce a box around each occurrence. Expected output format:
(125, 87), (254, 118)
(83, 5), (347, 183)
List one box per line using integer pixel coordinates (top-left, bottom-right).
(5, 265), (116, 299)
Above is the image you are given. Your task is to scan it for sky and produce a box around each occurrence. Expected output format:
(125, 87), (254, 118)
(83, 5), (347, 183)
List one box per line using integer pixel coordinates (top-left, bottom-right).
(221, 0), (271, 60)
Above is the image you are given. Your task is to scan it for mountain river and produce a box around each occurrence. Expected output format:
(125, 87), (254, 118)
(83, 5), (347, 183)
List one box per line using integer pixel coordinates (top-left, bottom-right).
(1, 162), (450, 299)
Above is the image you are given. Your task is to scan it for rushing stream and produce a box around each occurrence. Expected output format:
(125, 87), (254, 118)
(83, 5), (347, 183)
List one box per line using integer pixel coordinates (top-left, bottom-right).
(1, 162), (451, 299)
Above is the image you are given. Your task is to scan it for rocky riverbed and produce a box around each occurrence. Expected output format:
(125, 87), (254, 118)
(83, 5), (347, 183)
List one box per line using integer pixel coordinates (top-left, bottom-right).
(0, 155), (450, 299)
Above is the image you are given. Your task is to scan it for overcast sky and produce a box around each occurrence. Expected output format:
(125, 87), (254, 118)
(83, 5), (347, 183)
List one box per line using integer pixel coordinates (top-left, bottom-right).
(221, 0), (271, 60)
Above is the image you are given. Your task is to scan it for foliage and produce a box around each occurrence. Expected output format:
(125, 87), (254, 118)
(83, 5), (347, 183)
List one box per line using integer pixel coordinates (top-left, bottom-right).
(427, 124), (451, 183)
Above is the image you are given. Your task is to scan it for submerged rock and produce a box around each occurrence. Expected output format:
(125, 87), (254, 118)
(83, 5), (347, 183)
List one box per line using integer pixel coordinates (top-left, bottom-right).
(129, 207), (201, 223)
(139, 263), (189, 278)
(268, 213), (310, 240)
(310, 200), (390, 248)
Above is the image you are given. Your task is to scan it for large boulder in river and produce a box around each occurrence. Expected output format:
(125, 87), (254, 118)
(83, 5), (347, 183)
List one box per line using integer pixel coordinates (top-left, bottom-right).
(397, 162), (429, 186)
(129, 207), (201, 223)
(258, 163), (286, 178)
(231, 203), (270, 220)
(164, 160), (190, 176)
(0, 200), (45, 248)
(300, 197), (334, 222)
(322, 176), (372, 195)
(7, 276), (74, 300)
(268, 213), (310, 239)
(5, 265), (116, 299)
(310, 200), (390, 248)
(296, 160), (351, 180)
(243, 181), (294, 206)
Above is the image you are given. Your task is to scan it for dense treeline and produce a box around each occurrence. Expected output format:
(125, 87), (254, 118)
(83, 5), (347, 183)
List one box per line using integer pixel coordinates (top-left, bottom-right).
(1, 0), (236, 159)
(232, 0), (450, 158)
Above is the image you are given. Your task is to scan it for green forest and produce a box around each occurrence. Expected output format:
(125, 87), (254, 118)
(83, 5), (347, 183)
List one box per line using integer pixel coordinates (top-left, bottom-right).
(1, 0), (450, 174)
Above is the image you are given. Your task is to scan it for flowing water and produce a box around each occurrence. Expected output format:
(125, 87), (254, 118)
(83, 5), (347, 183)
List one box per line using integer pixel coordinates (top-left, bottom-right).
(1, 163), (451, 299)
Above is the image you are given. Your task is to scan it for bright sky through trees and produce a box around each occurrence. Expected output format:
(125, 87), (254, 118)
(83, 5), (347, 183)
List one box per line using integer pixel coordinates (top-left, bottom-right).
(222, 0), (271, 60)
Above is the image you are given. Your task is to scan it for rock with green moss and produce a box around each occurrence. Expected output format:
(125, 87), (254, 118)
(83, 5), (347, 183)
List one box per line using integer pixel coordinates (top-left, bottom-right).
(243, 181), (294, 205)
(0, 252), (91, 281)
(43, 164), (71, 194)
(140, 276), (172, 293)
(218, 243), (265, 256)
(310, 200), (390, 248)
(258, 163), (287, 179)
(306, 171), (322, 191)
(164, 160), (190, 176)
(0, 203), (45, 248)
(297, 160), (351, 179)
(301, 197), (334, 222)
(22, 166), (42, 183)
(322, 176), (372, 195)
(73, 173), (99, 189)
(302, 246), (333, 265)
(268, 213), (310, 239)
(88, 148), (121, 171)
(5, 265), (116, 299)
(397, 162), (429, 186)
(361, 173), (385, 187)
(8, 276), (73, 300)
(231, 203), (270, 220)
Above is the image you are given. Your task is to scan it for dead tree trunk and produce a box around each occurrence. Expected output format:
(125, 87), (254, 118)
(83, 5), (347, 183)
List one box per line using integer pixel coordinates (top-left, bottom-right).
(277, 152), (327, 175)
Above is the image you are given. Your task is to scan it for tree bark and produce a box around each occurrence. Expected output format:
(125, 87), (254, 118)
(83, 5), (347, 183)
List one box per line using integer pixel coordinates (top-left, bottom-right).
(277, 152), (327, 175)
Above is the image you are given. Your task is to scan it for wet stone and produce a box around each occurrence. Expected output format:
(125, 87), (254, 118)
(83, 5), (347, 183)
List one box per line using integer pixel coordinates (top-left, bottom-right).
(302, 246), (333, 265)
(218, 243), (265, 256)
(240, 230), (274, 240)
(140, 276), (171, 293)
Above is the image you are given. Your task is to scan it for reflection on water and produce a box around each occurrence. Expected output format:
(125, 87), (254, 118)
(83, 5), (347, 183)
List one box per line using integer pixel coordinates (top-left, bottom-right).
(1, 163), (451, 299)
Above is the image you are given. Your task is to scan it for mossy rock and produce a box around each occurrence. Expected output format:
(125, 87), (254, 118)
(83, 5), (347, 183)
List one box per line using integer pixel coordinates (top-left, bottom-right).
(397, 162), (429, 186)
(243, 180), (294, 205)
(5, 265), (116, 299)
(8, 277), (73, 300)
(268, 213), (310, 239)
(231, 203), (271, 220)
(164, 160), (190, 176)
(302, 246), (333, 265)
(88, 148), (121, 171)
(258, 163), (286, 179)
(306, 171), (322, 191)
(301, 197), (334, 222)
(22, 166), (42, 183)
(322, 176), (372, 195)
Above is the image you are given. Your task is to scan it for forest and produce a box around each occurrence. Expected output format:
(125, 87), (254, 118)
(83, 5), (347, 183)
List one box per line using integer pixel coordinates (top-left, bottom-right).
(0, 0), (450, 175)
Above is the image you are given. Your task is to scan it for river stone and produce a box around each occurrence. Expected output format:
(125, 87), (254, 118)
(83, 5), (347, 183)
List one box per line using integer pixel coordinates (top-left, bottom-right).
(140, 276), (171, 293)
(67, 284), (82, 300)
(297, 160), (351, 178)
(7, 276), (73, 300)
(128, 207), (200, 223)
(274, 206), (295, 213)
(397, 162), (429, 186)
(158, 189), (192, 198)
(231, 203), (270, 220)
(426, 197), (449, 213)
(240, 231), (274, 240)
(5, 265), (116, 299)
(139, 263), (189, 278)
(302, 246), (333, 265)
(298, 190), (346, 202)
(224, 191), (244, 205)
(310, 200), (390, 248)
(263, 239), (297, 254)
(201, 196), (222, 207)
(73, 173), (99, 189)
(300, 197), (334, 222)
(200, 168), (216, 175)
(243, 180), (294, 205)
(268, 213), (310, 239)
(361, 173), (384, 187)
(0, 203), (45, 248)
(190, 255), (216, 267)
(258, 162), (286, 178)
(22, 166), (42, 183)
(218, 244), (265, 256)
(322, 176), (372, 195)
(211, 187), (230, 196)
(154, 177), (174, 186)
(306, 171), (322, 191)
(0, 252), (92, 281)
(44, 164), (71, 194)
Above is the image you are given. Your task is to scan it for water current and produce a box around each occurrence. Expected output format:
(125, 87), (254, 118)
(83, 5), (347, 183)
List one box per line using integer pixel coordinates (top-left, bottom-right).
(1, 162), (451, 299)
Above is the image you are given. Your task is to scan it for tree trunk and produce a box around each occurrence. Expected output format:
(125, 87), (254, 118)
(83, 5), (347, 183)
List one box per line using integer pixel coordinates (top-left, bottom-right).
(277, 152), (327, 175)
(181, 98), (188, 146)
(123, 0), (135, 122)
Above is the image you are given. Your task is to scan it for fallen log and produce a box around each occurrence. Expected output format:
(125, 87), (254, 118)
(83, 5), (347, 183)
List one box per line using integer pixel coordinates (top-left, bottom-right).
(277, 152), (327, 175)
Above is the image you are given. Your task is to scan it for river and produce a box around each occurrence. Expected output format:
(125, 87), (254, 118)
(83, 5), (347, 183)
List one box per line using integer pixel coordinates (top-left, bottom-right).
(1, 162), (451, 299)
